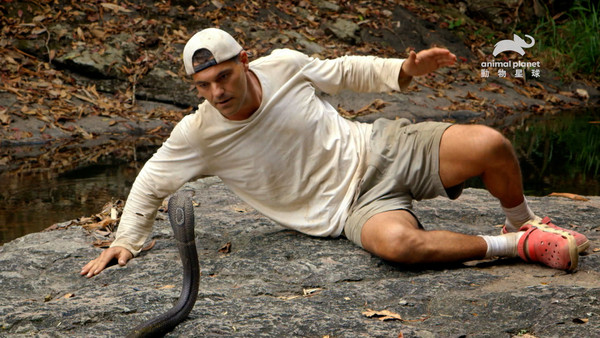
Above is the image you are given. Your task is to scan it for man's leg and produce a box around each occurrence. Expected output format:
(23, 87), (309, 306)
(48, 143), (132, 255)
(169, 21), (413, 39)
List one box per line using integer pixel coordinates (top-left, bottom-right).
(360, 123), (583, 270)
(360, 209), (488, 264)
(361, 124), (520, 264)
(438, 124), (524, 209)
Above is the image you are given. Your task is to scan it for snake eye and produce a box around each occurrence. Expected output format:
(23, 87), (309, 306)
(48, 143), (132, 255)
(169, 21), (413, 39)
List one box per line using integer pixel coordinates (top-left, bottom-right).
(175, 208), (185, 226)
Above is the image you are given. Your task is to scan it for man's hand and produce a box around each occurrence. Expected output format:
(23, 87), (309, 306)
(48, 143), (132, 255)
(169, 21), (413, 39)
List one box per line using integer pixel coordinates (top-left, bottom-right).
(80, 246), (133, 278)
(400, 47), (457, 78)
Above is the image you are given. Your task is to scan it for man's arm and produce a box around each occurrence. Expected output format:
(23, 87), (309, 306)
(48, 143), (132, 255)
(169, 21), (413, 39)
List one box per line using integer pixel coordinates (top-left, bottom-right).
(80, 115), (206, 278)
(398, 47), (457, 86)
(301, 47), (456, 95)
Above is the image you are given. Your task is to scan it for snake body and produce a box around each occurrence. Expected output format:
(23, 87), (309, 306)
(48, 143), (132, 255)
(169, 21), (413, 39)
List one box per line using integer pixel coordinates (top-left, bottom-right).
(127, 191), (200, 337)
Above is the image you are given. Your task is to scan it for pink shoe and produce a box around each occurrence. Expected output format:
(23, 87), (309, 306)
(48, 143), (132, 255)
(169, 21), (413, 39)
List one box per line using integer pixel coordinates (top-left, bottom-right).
(517, 219), (578, 271)
(503, 217), (590, 253)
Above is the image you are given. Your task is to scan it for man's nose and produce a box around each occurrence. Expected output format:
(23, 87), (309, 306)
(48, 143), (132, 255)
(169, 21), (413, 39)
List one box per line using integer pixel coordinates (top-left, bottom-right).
(211, 83), (225, 98)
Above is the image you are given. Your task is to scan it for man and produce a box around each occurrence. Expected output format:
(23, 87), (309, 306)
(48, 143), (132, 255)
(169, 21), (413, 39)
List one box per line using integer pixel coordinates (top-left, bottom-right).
(82, 28), (589, 278)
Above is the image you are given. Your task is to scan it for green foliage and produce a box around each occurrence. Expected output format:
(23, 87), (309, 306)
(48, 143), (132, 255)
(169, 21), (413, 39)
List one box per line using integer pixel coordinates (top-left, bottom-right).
(532, 0), (600, 78)
(447, 18), (464, 30)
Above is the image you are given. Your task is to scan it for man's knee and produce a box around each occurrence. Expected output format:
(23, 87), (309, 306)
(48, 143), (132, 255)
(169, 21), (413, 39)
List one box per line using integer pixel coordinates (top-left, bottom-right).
(478, 126), (515, 160)
(362, 223), (426, 264)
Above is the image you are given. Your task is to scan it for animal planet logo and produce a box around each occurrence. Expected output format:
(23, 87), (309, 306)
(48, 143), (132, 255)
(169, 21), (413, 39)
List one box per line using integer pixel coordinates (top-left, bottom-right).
(480, 34), (541, 79)
(493, 34), (535, 56)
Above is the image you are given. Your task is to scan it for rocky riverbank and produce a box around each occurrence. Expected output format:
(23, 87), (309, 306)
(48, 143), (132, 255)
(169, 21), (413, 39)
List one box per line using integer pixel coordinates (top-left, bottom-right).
(1, 0), (598, 176)
(1, 177), (599, 336)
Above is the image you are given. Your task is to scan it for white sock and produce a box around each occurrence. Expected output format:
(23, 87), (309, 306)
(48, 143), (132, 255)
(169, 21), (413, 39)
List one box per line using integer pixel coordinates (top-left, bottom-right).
(480, 232), (524, 258)
(502, 198), (536, 232)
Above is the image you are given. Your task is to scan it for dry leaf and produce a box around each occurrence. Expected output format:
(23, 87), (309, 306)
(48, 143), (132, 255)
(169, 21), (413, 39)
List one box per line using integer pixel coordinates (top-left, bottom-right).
(211, 0), (224, 9)
(465, 91), (481, 100)
(0, 107), (11, 125)
(218, 242), (232, 253)
(363, 309), (403, 321)
(141, 239), (157, 252)
(100, 3), (132, 13)
(548, 192), (589, 201)
(31, 27), (47, 35)
(158, 285), (175, 289)
(303, 288), (322, 296)
(573, 317), (589, 324)
(92, 239), (113, 248)
(278, 295), (301, 301)
(83, 217), (116, 230)
(574, 89), (589, 100)
(76, 27), (85, 41)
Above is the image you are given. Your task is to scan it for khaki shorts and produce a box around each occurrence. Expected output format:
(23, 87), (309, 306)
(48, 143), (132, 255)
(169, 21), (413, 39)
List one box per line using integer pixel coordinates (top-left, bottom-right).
(344, 118), (463, 248)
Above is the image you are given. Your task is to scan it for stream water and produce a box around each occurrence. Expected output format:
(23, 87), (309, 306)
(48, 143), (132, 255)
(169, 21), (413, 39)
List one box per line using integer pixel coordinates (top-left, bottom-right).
(1, 108), (598, 245)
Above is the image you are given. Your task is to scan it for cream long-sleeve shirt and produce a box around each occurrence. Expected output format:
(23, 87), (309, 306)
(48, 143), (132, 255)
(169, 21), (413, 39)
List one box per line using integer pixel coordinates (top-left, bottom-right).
(112, 49), (408, 255)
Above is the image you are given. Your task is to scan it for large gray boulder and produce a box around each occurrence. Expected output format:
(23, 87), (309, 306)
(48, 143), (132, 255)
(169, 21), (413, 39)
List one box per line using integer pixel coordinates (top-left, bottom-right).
(0, 177), (598, 336)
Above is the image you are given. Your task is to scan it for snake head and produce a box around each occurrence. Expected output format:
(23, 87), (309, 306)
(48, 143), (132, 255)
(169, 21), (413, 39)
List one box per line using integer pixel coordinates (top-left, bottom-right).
(168, 190), (196, 242)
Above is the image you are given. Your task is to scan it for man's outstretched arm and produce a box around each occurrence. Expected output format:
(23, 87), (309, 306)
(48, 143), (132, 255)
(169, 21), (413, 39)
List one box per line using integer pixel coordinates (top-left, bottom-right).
(80, 116), (205, 278)
(399, 47), (457, 84)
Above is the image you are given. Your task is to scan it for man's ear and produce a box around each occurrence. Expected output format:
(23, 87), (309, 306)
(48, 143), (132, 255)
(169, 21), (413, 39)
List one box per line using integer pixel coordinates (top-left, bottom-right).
(239, 50), (250, 69)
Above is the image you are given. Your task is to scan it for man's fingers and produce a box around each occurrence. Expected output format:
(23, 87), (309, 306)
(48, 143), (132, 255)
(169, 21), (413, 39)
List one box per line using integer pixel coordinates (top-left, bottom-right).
(80, 260), (95, 276)
(80, 247), (132, 278)
(117, 250), (133, 266)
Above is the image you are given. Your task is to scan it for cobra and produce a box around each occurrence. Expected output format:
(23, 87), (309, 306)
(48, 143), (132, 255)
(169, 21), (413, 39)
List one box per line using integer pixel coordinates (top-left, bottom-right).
(127, 191), (200, 337)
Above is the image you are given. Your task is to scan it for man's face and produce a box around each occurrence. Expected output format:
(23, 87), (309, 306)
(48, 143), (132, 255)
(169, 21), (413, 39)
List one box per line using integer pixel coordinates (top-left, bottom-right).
(192, 55), (249, 120)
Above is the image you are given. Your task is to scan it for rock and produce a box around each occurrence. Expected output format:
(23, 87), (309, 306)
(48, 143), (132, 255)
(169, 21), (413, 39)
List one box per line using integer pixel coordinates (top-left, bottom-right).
(283, 31), (325, 55)
(56, 45), (125, 79)
(0, 177), (598, 336)
(325, 18), (361, 44)
(314, 0), (340, 12)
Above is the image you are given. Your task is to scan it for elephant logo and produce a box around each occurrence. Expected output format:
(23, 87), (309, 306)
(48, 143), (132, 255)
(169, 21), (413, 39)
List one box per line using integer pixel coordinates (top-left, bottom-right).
(493, 34), (535, 57)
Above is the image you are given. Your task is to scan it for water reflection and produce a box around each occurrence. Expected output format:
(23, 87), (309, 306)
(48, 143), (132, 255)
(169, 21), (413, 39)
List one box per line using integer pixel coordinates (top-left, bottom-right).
(510, 109), (599, 196)
(469, 108), (600, 196)
(0, 164), (138, 244)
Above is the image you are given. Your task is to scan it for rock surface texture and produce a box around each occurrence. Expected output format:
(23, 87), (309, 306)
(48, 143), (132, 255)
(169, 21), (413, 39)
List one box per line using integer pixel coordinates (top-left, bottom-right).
(1, 177), (599, 337)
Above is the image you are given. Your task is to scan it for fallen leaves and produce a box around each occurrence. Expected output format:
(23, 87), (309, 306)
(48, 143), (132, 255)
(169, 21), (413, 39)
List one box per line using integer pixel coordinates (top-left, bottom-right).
(338, 99), (388, 119)
(45, 199), (125, 247)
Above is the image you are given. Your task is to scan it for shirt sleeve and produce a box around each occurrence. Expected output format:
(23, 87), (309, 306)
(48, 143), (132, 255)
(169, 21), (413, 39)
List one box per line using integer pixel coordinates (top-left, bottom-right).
(301, 54), (410, 95)
(110, 115), (206, 256)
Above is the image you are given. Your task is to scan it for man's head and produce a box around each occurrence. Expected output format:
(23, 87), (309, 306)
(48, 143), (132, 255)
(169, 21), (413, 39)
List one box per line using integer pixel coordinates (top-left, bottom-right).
(182, 28), (243, 75)
(183, 28), (259, 120)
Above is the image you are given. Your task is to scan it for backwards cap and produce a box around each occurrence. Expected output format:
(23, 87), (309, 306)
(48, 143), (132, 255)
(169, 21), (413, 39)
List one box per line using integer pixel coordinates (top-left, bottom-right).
(182, 28), (243, 75)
